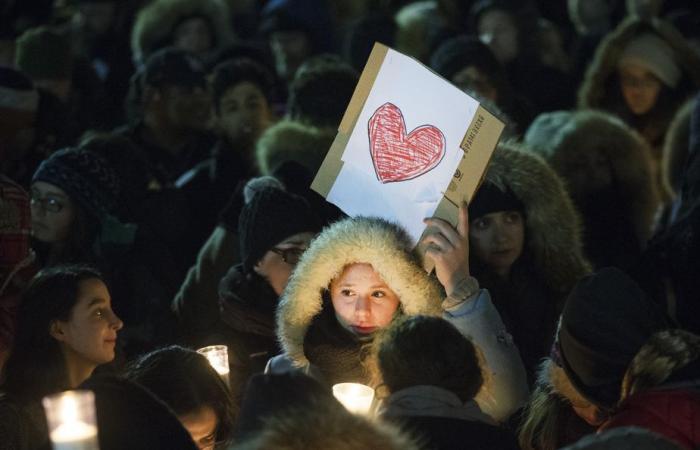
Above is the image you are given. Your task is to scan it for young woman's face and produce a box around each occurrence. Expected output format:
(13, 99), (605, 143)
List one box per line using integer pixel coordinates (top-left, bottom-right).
(330, 263), (400, 335)
(179, 405), (218, 450)
(478, 9), (519, 64)
(173, 16), (213, 58)
(254, 232), (315, 296)
(469, 210), (525, 279)
(217, 81), (272, 148)
(52, 278), (123, 366)
(30, 181), (76, 244)
(619, 62), (663, 115)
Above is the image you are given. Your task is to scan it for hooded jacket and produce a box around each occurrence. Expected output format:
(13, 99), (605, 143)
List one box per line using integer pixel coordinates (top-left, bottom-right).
(578, 17), (700, 153)
(524, 110), (660, 269)
(130, 0), (234, 66)
(269, 217), (529, 422)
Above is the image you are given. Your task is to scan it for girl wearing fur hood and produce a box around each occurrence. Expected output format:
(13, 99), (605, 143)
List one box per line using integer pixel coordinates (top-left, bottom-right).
(131, 0), (234, 67)
(578, 16), (700, 161)
(267, 203), (529, 423)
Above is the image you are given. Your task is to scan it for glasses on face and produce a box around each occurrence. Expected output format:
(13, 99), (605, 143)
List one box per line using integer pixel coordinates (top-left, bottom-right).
(30, 194), (65, 213)
(270, 247), (306, 265)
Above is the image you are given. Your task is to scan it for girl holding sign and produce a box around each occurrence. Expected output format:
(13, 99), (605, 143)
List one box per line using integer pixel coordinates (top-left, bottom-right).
(267, 202), (529, 423)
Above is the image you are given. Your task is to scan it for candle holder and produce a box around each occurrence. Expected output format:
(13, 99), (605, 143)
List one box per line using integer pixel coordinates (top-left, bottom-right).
(332, 383), (375, 415)
(197, 344), (230, 386)
(42, 390), (99, 450)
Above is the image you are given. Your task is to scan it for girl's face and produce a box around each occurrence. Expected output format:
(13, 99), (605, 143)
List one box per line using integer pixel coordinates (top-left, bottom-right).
(51, 278), (123, 366)
(30, 181), (75, 244)
(330, 263), (400, 335)
(217, 81), (272, 149)
(478, 9), (519, 64)
(619, 62), (663, 115)
(179, 405), (218, 450)
(469, 210), (525, 279)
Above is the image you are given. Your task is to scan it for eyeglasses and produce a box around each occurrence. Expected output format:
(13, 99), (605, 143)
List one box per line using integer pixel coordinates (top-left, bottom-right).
(30, 195), (65, 213)
(270, 247), (306, 265)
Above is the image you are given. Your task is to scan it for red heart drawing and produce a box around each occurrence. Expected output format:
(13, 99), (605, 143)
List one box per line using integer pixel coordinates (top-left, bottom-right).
(368, 102), (446, 184)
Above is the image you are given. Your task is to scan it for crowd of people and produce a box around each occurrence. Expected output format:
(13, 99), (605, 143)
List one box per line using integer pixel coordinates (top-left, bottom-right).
(1, 0), (700, 449)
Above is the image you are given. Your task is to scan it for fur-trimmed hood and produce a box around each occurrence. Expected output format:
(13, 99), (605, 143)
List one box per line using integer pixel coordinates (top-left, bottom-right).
(276, 217), (443, 367)
(482, 142), (591, 298)
(131, 0), (234, 66)
(527, 109), (660, 246)
(578, 17), (700, 112)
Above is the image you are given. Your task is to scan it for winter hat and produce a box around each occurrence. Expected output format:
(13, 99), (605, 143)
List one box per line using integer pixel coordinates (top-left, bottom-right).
(142, 47), (207, 89)
(523, 110), (574, 156)
(468, 180), (524, 221)
(559, 426), (682, 450)
(430, 35), (503, 83)
(15, 26), (73, 80)
(0, 67), (39, 113)
(619, 33), (681, 88)
(557, 267), (671, 409)
(238, 177), (321, 271)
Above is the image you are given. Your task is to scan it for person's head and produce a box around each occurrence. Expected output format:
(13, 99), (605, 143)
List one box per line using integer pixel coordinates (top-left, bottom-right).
(617, 33), (680, 116)
(567, 0), (612, 35)
(141, 47), (211, 133)
(172, 15), (214, 59)
(0, 67), (38, 162)
(278, 217), (443, 367)
(260, 9), (314, 82)
(125, 345), (236, 449)
(471, 0), (520, 65)
(15, 26), (74, 101)
(468, 181), (526, 279)
(211, 58), (275, 150)
(74, 0), (118, 37)
(237, 177), (321, 295)
(375, 315), (483, 402)
(30, 147), (123, 260)
(1, 265), (122, 401)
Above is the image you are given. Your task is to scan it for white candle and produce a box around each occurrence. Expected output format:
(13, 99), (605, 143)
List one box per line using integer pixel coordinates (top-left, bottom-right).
(197, 345), (230, 385)
(332, 383), (375, 415)
(43, 390), (99, 450)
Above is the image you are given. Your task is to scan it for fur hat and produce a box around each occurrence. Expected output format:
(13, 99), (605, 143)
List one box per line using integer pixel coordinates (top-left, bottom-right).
(557, 267), (671, 409)
(238, 177), (321, 271)
(277, 217), (443, 367)
(15, 26), (73, 80)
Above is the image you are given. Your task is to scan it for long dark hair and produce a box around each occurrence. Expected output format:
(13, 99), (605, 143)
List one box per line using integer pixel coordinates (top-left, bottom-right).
(1, 265), (104, 402)
(124, 345), (236, 446)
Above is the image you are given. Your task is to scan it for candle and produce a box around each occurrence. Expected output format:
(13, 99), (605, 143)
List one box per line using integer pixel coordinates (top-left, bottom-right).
(43, 390), (99, 450)
(197, 345), (230, 385)
(332, 383), (375, 415)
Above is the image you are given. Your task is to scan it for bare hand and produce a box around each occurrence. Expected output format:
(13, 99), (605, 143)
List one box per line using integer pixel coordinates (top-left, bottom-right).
(421, 202), (470, 296)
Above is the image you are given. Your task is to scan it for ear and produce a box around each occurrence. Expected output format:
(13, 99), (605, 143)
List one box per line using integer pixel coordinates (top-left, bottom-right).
(49, 320), (67, 342)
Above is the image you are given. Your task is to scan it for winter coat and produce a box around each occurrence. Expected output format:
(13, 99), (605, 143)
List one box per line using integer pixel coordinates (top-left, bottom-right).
(379, 385), (520, 450)
(472, 143), (591, 380)
(523, 110), (660, 269)
(600, 387), (700, 450)
(578, 17), (700, 156)
(130, 0), (234, 66)
(267, 217), (529, 423)
(0, 395), (49, 450)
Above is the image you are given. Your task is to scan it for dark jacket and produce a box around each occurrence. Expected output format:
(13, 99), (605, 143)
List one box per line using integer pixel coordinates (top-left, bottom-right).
(0, 395), (49, 450)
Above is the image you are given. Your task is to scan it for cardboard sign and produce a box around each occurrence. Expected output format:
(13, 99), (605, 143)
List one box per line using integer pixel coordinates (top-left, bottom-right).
(312, 43), (504, 248)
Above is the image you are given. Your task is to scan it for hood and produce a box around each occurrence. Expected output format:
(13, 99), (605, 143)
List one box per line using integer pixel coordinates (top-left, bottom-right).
(276, 217), (443, 367)
(131, 0), (234, 66)
(578, 17), (700, 112)
(484, 142), (591, 298)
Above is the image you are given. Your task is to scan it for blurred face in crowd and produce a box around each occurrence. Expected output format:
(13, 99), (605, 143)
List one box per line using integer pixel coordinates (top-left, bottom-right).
(179, 406), (218, 450)
(30, 181), (75, 244)
(269, 30), (312, 81)
(50, 278), (123, 368)
(478, 9), (519, 64)
(451, 66), (498, 102)
(216, 81), (273, 149)
(330, 263), (400, 336)
(470, 210), (525, 279)
(156, 83), (212, 132)
(254, 232), (315, 296)
(173, 17), (214, 59)
(76, 2), (117, 37)
(618, 62), (663, 115)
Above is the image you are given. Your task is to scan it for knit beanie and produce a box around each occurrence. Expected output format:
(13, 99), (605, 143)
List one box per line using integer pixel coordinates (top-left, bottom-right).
(15, 26), (73, 80)
(468, 181), (524, 221)
(238, 177), (321, 271)
(619, 33), (681, 88)
(0, 67), (39, 113)
(557, 267), (671, 409)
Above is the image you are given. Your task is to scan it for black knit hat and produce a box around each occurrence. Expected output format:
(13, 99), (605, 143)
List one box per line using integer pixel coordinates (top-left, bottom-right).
(557, 267), (671, 409)
(468, 181), (524, 221)
(32, 147), (120, 219)
(238, 177), (321, 271)
(143, 47), (207, 88)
